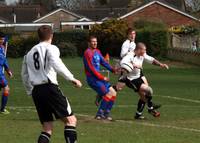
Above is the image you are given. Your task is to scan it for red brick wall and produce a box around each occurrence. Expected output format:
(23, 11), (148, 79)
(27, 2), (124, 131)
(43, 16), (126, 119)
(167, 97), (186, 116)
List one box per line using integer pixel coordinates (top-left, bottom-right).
(124, 3), (199, 27)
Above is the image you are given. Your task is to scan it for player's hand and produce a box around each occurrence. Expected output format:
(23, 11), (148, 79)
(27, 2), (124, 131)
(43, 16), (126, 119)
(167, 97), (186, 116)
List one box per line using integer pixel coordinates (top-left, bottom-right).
(160, 64), (169, 69)
(103, 77), (109, 82)
(6, 70), (13, 78)
(72, 79), (82, 88)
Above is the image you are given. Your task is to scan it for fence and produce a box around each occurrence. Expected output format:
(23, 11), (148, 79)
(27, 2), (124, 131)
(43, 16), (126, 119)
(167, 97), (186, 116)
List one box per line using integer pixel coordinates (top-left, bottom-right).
(167, 48), (200, 66)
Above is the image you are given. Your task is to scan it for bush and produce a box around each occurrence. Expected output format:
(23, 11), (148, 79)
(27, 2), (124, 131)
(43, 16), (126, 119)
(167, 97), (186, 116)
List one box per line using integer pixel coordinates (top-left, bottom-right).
(134, 20), (169, 57)
(57, 42), (77, 57)
(6, 30), (89, 57)
(90, 19), (129, 56)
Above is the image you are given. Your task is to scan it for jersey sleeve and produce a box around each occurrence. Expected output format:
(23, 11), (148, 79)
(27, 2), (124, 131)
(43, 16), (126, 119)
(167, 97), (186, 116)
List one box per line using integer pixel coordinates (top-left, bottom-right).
(21, 55), (33, 96)
(120, 41), (129, 58)
(144, 53), (155, 64)
(47, 46), (75, 81)
(84, 50), (105, 80)
(98, 51), (113, 72)
(3, 57), (9, 70)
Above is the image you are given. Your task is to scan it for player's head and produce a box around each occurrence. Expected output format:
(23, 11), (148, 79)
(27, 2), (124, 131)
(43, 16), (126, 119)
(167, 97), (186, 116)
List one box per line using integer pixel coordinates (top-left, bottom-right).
(127, 28), (136, 42)
(38, 25), (53, 42)
(0, 32), (5, 45)
(88, 35), (97, 49)
(135, 42), (146, 56)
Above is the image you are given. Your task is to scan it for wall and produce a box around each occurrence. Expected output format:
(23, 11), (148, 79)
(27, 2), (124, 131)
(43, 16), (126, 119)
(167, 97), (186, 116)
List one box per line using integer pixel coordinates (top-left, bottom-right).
(167, 48), (200, 66)
(124, 3), (199, 27)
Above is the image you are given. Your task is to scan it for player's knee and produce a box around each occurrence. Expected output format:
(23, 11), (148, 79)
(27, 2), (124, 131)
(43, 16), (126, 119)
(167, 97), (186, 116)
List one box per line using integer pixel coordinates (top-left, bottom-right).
(3, 88), (9, 97)
(66, 115), (77, 126)
(145, 86), (153, 97)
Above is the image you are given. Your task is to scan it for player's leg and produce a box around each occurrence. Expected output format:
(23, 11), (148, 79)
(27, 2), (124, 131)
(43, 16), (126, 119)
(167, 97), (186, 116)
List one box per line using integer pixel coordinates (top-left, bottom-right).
(32, 84), (55, 143)
(139, 84), (160, 118)
(62, 115), (77, 143)
(1, 84), (10, 114)
(38, 122), (53, 143)
(103, 86), (117, 120)
(141, 76), (161, 110)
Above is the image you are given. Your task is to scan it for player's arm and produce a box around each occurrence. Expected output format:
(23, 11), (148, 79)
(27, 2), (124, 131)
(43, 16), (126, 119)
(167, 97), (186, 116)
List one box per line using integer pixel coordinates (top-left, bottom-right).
(98, 51), (115, 73)
(48, 46), (82, 87)
(120, 41), (129, 58)
(21, 56), (33, 96)
(3, 56), (12, 77)
(84, 51), (107, 81)
(144, 54), (169, 69)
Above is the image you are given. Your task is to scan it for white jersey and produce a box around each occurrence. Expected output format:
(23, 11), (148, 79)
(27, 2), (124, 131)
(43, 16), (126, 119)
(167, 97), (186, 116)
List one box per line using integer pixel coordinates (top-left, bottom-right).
(120, 39), (136, 58)
(21, 42), (75, 95)
(120, 52), (154, 80)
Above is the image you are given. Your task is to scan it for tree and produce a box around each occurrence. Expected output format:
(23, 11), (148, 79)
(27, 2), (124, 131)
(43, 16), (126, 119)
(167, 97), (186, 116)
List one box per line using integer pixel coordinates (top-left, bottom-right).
(185, 0), (200, 12)
(56, 0), (95, 10)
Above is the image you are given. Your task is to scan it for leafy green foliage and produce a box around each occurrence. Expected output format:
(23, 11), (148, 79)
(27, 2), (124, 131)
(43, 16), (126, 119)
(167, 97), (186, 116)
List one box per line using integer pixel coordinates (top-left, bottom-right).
(90, 19), (129, 56)
(134, 20), (169, 57)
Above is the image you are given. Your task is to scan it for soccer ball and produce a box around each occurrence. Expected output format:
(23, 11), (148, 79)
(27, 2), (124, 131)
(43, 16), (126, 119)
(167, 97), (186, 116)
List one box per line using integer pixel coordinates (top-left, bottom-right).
(120, 62), (134, 73)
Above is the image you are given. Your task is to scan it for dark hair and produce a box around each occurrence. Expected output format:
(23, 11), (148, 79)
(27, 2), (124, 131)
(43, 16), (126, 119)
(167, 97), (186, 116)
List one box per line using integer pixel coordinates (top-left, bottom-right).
(135, 42), (146, 50)
(88, 35), (97, 42)
(37, 25), (53, 41)
(127, 28), (135, 35)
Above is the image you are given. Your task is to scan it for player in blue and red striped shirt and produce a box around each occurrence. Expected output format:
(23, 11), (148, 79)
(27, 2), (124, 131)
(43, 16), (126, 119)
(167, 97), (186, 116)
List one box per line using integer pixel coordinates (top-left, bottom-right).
(83, 36), (117, 121)
(0, 32), (13, 114)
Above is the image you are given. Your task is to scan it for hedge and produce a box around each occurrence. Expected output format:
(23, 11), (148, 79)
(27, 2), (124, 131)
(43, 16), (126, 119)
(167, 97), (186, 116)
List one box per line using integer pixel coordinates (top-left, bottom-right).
(6, 30), (89, 58)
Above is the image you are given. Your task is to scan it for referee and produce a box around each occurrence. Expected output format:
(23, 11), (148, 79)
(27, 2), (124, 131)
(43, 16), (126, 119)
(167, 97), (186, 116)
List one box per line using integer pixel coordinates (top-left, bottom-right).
(21, 25), (82, 143)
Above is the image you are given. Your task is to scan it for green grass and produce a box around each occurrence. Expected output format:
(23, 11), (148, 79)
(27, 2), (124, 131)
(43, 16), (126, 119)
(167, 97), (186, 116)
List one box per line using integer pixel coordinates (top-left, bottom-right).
(0, 57), (200, 143)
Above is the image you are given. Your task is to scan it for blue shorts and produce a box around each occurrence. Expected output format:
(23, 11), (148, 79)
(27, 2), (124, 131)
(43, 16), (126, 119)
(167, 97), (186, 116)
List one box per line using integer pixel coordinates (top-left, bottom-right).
(0, 76), (8, 88)
(87, 77), (111, 96)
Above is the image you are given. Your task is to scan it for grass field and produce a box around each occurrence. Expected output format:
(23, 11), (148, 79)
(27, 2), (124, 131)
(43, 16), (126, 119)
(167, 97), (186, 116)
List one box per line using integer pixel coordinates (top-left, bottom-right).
(0, 57), (200, 143)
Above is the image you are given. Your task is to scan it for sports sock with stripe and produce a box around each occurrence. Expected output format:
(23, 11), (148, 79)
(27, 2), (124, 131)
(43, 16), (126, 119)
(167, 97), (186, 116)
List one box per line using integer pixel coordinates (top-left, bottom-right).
(96, 96), (109, 116)
(136, 99), (145, 115)
(1, 93), (8, 111)
(64, 126), (77, 143)
(38, 132), (51, 143)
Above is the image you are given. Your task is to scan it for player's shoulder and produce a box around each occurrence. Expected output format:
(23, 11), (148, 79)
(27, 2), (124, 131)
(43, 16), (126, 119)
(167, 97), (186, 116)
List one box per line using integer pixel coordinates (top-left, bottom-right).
(122, 39), (130, 45)
(84, 48), (92, 56)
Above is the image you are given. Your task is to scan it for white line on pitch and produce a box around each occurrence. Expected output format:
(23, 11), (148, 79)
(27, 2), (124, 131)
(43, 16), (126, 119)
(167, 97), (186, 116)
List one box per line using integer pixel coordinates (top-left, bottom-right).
(76, 113), (200, 133)
(157, 95), (200, 104)
(84, 87), (200, 104)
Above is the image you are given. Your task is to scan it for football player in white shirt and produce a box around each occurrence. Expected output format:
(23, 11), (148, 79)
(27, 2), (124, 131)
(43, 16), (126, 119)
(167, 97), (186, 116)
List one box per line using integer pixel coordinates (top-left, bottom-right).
(120, 28), (136, 58)
(120, 42), (169, 119)
(21, 25), (82, 143)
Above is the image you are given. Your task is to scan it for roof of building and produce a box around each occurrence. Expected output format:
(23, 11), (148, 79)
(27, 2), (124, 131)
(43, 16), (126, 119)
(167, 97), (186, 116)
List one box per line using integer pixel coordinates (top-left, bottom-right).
(0, 5), (48, 23)
(119, 1), (199, 22)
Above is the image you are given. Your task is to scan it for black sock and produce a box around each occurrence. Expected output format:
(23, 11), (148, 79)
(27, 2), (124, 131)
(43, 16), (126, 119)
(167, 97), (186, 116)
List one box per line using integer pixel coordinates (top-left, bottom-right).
(64, 126), (77, 143)
(136, 99), (145, 115)
(146, 96), (153, 110)
(38, 132), (51, 143)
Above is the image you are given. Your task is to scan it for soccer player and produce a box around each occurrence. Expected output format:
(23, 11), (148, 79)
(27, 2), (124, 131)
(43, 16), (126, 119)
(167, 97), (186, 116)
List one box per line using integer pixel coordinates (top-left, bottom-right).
(120, 28), (136, 58)
(83, 36), (117, 121)
(0, 32), (12, 114)
(21, 25), (82, 143)
(120, 42), (169, 119)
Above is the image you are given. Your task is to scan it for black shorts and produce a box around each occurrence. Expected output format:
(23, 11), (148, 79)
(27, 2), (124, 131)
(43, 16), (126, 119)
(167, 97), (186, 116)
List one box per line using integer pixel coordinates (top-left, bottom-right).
(125, 77), (144, 92)
(32, 83), (73, 124)
(118, 70), (144, 84)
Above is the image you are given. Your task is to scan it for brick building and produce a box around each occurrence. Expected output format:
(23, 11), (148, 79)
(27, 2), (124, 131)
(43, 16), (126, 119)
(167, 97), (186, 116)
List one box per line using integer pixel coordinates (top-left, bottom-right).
(120, 1), (199, 27)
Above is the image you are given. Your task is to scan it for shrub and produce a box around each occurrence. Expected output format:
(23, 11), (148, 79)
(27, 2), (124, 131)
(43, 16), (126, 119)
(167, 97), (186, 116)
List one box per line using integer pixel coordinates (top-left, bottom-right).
(57, 42), (77, 57)
(90, 19), (129, 56)
(134, 20), (169, 57)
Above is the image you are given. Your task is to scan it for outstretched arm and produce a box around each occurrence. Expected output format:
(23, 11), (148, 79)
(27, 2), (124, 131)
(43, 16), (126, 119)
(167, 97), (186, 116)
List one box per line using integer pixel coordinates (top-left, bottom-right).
(152, 59), (169, 69)
(48, 46), (82, 87)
